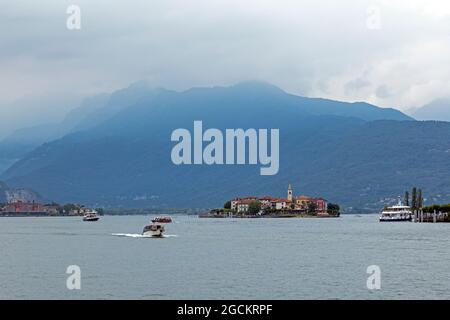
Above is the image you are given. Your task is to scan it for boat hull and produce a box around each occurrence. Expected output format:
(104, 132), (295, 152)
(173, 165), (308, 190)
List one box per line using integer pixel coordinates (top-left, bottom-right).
(142, 230), (164, 237)
(379, 217), (412, 222)
(83, 217), (100, 221)
(142, 224), (165, 237)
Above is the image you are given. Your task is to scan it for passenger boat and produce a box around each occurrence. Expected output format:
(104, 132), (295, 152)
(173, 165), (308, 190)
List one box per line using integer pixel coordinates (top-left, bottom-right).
(379, 200), (412, 222)
(151, 216), (172, 223)
(142, 216), (172, 237)
(82, 209), (100, 222)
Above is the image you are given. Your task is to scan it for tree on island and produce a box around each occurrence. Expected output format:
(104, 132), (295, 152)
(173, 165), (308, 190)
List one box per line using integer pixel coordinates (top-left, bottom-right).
(411, 187), (417, 211)
(62, 204), (75, 213)
(224, 201), (231, 210)
(45, 202), (61, 207)
(248, 201), (262, 215)
(423, 204), (450, 214)
(404, 191), (409, 206)
(417, 189), (423, 209)
(327, 203), (340, 216)
(307, 202), (317, 215)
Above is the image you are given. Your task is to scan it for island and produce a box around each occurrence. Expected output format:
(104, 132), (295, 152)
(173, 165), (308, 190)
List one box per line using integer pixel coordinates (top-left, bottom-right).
(199, 184), (340, 218)
(0, 199), (102, 217)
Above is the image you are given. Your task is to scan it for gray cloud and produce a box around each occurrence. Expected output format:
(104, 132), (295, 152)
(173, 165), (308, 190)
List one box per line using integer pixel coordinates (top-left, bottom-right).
(375, 85), (391, 99)
(345, 78), (372, 95)
(1, 0), (450, 136)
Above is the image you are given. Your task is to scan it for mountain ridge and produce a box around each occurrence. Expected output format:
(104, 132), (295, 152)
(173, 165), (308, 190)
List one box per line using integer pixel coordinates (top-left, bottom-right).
(3, 82), (442, 211)
(409, 98), (450, 122)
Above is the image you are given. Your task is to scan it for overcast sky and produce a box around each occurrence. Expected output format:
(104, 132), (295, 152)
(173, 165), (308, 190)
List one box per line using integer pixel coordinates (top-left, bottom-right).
(1, 0), (450, 136)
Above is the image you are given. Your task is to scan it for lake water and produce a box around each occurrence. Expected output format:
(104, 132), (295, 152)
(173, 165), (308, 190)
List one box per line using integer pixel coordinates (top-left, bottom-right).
(0, 215), (449, 299)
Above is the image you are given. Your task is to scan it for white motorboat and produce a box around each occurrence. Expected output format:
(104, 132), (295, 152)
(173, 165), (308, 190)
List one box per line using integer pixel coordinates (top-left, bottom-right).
(142, 216), (172, 237)
(83, 209), (100, 221)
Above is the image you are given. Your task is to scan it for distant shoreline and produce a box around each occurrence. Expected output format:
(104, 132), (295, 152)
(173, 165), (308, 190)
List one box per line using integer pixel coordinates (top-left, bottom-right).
(199, 213), (340, 219)
(0, 207), (206, 217)
(0, 212), (342, 218)
(0, 212), (77, 217)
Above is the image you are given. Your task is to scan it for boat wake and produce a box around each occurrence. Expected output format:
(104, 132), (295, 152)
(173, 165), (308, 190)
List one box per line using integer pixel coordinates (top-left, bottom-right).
(111, 233), (177, 238)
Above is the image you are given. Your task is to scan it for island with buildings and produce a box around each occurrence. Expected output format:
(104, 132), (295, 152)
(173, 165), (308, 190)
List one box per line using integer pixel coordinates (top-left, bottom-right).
(0, 198), (101, 217)
(200, 184), (340, 218)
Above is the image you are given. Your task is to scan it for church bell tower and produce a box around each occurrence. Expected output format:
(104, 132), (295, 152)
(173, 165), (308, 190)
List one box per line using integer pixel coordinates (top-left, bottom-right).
(287, 183), (293, 202)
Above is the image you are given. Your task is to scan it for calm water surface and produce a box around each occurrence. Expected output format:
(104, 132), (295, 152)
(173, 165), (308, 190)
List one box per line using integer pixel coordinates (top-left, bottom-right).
(0, 215), (449, 299)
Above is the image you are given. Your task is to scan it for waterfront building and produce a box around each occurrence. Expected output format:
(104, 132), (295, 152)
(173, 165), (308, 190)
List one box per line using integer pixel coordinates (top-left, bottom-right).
(236, 199), (254, 213)
(0, 198), (96, 216)
(231, 196), (258, 211)
(295, 196), (327, 212)
(271, 198), (290, 210)
(3, 200), (44, 213)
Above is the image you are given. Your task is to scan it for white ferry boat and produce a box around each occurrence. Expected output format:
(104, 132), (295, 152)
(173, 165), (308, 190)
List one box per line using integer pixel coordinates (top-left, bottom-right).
(379, 200), (412, 222)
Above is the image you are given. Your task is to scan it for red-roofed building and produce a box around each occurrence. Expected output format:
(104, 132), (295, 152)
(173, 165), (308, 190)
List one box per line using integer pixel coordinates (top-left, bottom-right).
(4, 200), (45, 213)
(231, 196), (258, 211)
(235, 199), (255, 213)
(295, 196), (327, 212)
(270, 198), (291, 210)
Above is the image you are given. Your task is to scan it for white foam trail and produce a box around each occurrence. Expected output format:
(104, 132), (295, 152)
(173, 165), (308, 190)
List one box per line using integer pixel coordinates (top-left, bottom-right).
(111, 233), (177, 238)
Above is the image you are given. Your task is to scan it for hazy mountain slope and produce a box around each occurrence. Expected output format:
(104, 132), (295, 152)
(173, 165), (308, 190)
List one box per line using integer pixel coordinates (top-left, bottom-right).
(0, 180), (42, 204)
(288, 120), (450, 210)
(0, 181), (8, 203)
(0, 93), (110, 174)
(3, 82), (434, 211)
(410, 98), (450, 121)
(0, 81), (159, 174)
(70, 81), (162, 132)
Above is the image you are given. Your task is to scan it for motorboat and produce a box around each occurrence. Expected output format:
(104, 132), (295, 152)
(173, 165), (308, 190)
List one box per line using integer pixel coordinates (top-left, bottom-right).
(142, 216), (172, 237)
(83, 209), (100, 222)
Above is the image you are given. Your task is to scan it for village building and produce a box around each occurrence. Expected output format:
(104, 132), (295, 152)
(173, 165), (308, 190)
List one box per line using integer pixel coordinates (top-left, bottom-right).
(270, 198), (290, 210)
(0, 198), (96, 217)
(231, 196), (258, 211)
(43, 205), (60, 215)
(258, 196), (276, 209)
(68, 207), (95, 216)
(235, 199), (254, 213)
(295, 196), (327, 212)
(2, 199), (45, 213)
